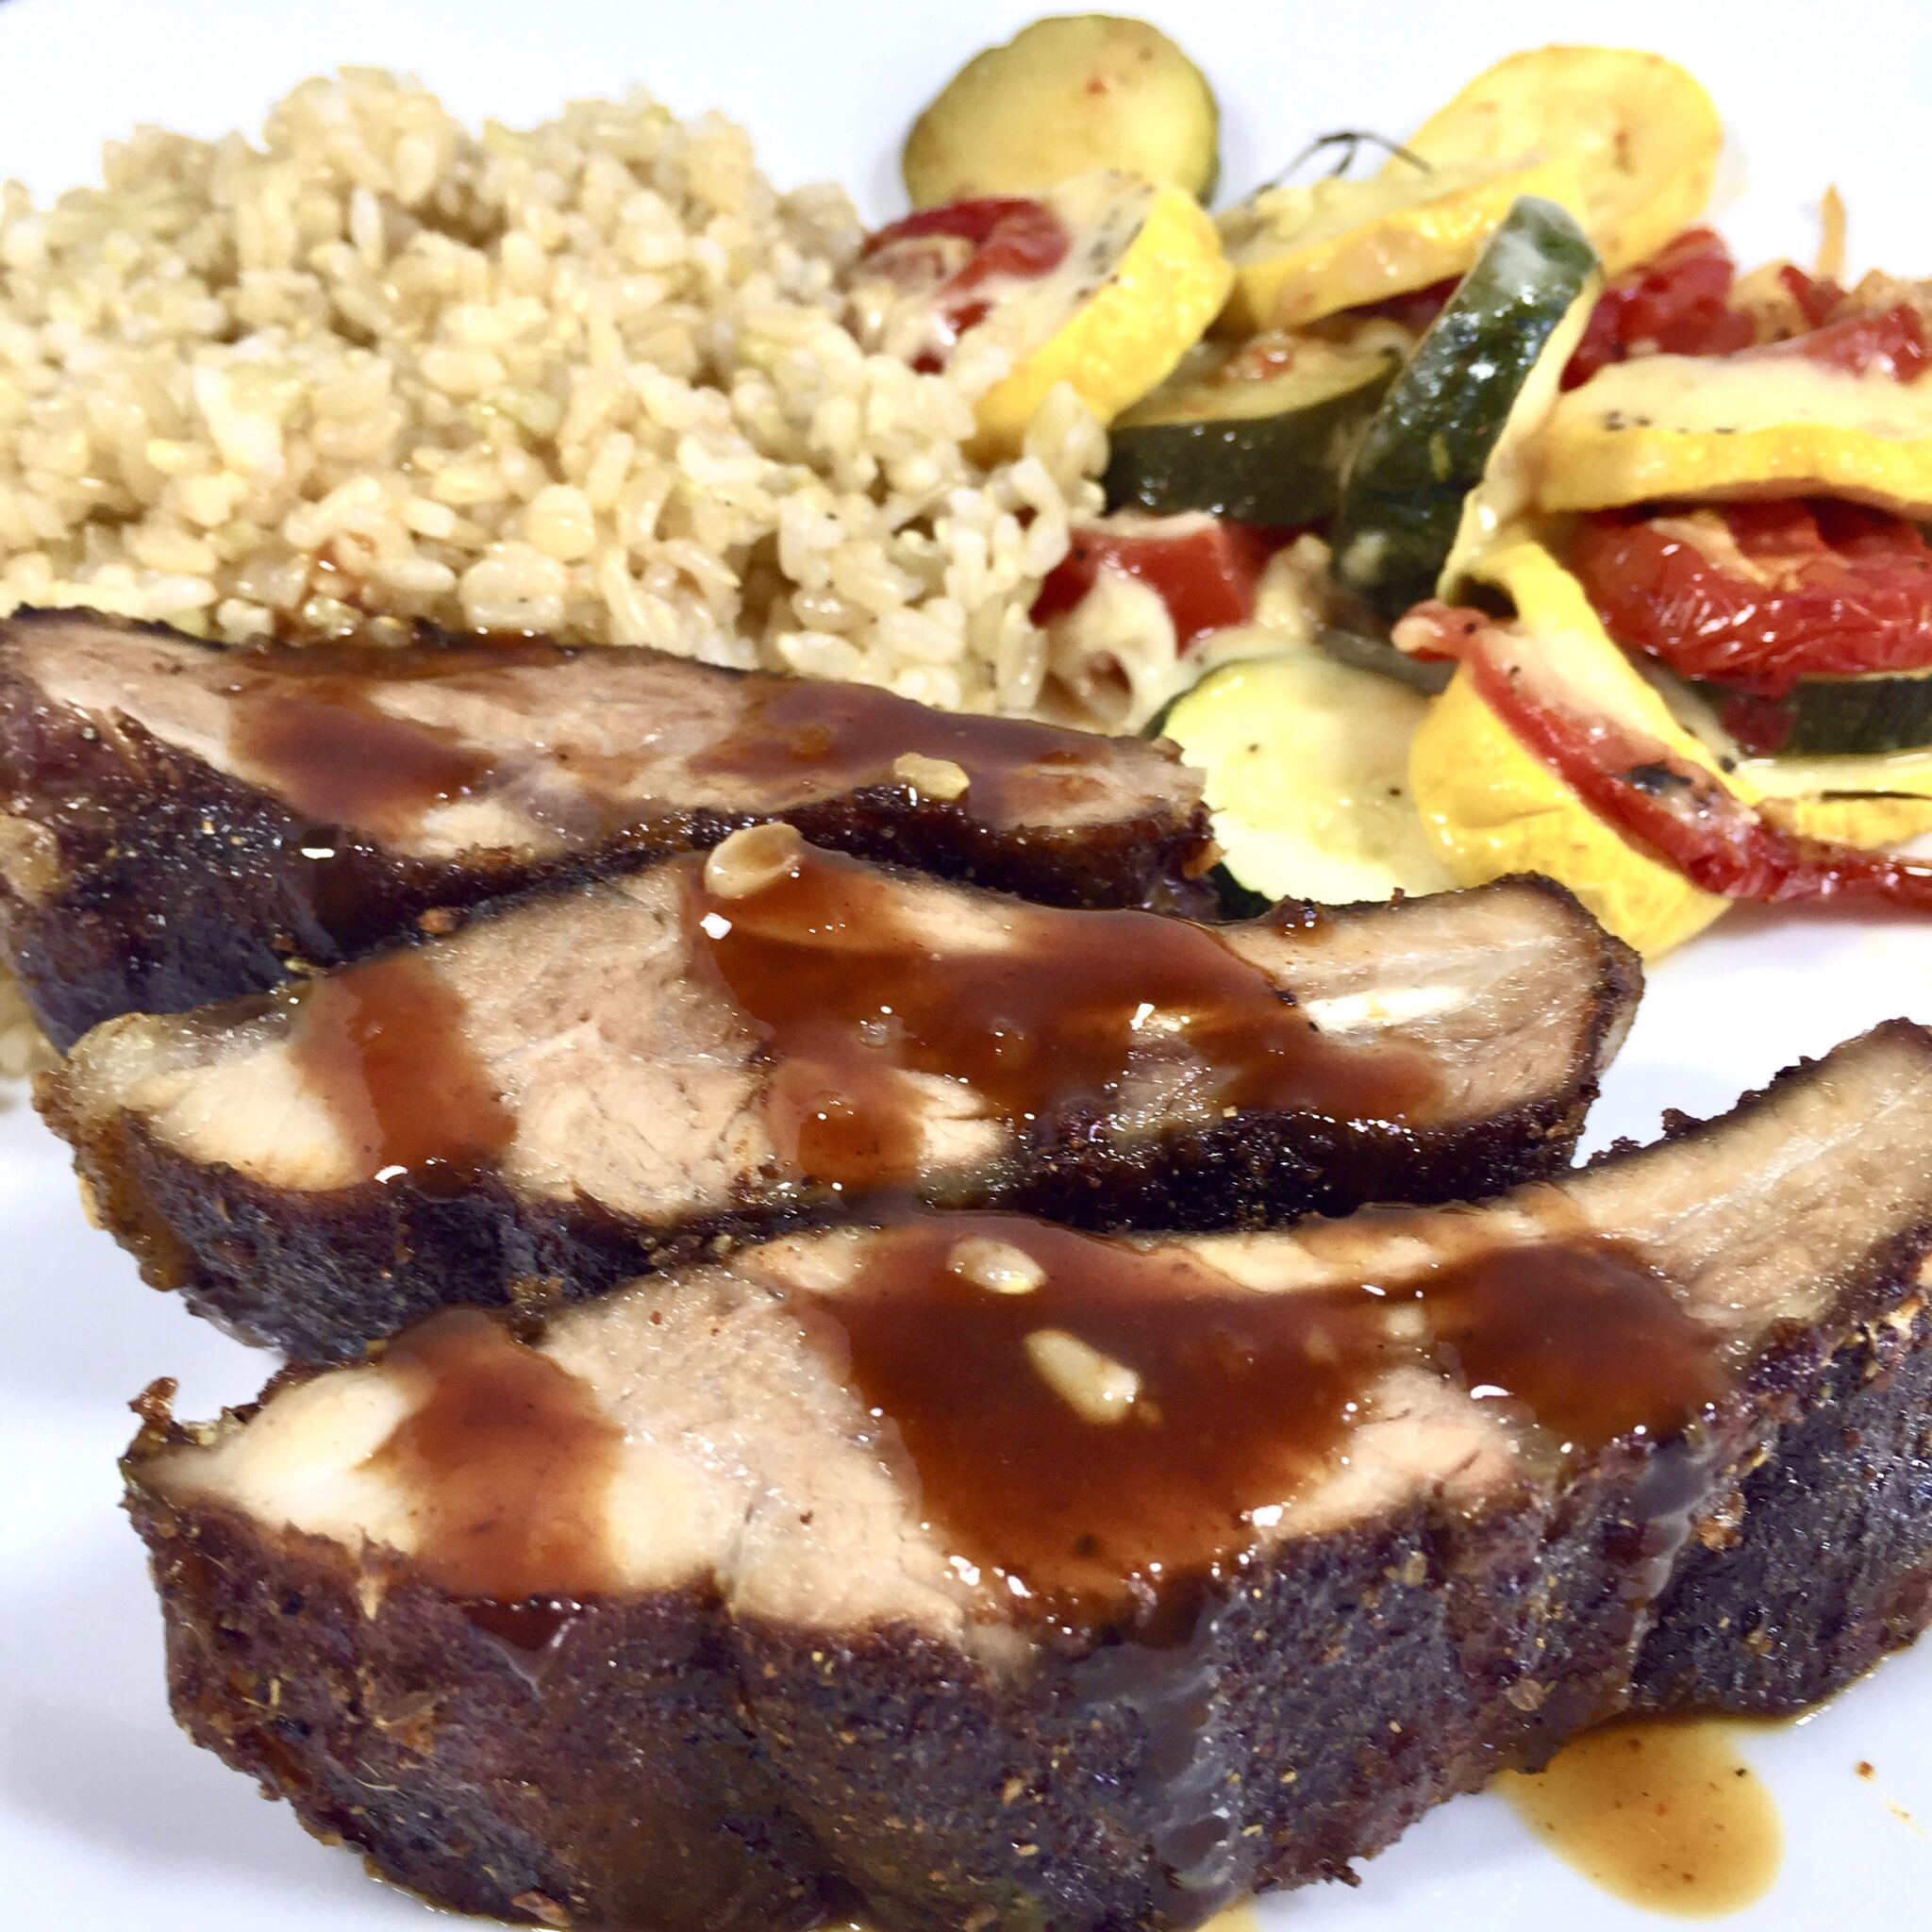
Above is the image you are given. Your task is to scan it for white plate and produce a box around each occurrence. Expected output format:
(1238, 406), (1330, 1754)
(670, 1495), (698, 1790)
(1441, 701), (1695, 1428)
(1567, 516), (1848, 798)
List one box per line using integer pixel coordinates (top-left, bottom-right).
(3, 1), (1928, 1926)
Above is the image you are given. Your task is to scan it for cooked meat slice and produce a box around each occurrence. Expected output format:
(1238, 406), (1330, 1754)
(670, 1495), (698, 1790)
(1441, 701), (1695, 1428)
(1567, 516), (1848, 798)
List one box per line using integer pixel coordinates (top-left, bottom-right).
(45, 842), (1637, 1357)
(0, 608), (1211, 1047)
(127, 1023), (1932, 1932)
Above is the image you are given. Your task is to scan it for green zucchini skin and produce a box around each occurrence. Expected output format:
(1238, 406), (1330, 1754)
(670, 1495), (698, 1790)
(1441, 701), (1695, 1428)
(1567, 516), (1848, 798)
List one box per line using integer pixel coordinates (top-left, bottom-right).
(1203, 862), (1274, 919)
(1332, 195), (1599, 621)
(1103, 358), (1394, 525)
(1309, 624), (1452, 695)
(1695, 671), (1932, 758)
(1141, 677), (1272, 913)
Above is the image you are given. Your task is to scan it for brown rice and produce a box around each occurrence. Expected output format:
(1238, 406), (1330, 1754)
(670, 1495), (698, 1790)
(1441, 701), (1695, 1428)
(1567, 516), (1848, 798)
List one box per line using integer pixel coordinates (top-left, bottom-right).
(0, 68), (1106, 715)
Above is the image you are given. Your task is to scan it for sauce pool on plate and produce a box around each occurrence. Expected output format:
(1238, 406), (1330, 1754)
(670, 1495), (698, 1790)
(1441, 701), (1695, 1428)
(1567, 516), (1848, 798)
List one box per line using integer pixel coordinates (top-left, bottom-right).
(1500, 1715), (1783, 1917)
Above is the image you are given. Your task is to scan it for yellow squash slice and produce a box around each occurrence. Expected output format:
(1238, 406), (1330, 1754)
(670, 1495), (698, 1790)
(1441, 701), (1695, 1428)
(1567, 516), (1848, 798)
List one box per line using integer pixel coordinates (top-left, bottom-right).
(1407, 541), (1731, 957)
(1538, 353), (1932, 516)
(968, 176), (1232, 462)
(1400, 44), (1722, 275)
(1741, 752), (1932, 849)
(1217, 153), (1584, 334)
(1411, 540), (1932, 951)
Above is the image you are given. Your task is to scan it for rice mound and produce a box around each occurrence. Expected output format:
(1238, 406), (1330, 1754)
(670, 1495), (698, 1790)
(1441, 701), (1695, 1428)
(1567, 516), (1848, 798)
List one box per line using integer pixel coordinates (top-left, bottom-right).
(0, 69), (1104, 714)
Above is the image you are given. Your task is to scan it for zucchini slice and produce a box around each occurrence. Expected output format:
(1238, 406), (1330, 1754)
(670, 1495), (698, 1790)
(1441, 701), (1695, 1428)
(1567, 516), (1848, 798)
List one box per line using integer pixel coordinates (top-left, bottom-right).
(1103, 328), (1403, 525)
(1157, 647), (1452, 904)
(903, 15), (1219, 208)
(1690, 668), (1932, 758)
(1332, 195), (1600, 621)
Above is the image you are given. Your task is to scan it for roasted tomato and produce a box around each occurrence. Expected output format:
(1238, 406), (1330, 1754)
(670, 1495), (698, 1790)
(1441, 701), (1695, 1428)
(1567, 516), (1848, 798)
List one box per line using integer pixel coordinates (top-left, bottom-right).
(1564, 229), (1925, 389)
(860, 197), (1070, 369)
(1401, 599), (1932, 909)
(1760, 303), (1930, 380)
(1031, 513), (1282, 646)
(1564, 228), (1756, 388)
(1571, 501), (1932, 695)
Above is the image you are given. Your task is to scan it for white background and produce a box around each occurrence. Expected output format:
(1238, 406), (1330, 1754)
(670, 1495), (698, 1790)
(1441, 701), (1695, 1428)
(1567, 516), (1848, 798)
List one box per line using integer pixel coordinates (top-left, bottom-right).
(2, 2), (1928, 1927)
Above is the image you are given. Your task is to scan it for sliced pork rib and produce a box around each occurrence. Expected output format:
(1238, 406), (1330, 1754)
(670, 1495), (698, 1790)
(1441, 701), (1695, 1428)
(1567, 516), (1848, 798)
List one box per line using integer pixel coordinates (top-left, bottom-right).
(44, 841), (1638, 1357)
(127, 1023), (1932, 1932)
(0, 608), (1211, 1047)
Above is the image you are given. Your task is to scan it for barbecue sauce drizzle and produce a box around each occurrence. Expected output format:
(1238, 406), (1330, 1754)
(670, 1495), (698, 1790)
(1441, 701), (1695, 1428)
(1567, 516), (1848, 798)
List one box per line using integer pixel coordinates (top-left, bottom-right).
(222, 637), (1130, 842)
(286, 949), (514, 1193)
(352, 1213), (1727, 1614)
(1501, 1716), (1782, 1917)
(806, 1210), (1732, 1622)
(691, 841), (1439, 1188)
(225, 641), (563, 836)
(354, 1203), (1735, 1916)
(809, 1208), (1733, 1910)
(691, 675), (1121, 824)
(375, 1308), (623, 1603)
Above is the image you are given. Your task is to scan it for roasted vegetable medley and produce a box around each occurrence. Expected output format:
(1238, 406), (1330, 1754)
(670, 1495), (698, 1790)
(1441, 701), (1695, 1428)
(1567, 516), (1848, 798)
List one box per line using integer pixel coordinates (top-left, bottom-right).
(873, 16), (1932, 955)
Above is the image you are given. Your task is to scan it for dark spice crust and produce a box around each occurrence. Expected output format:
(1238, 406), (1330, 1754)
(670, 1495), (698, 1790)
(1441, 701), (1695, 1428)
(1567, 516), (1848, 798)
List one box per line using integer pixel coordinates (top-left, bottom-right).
(120, 1467), (1644, 1932)
(0, 609), (1212, 1050)
(127, 1272), (1932, 1932)
(44, 886), (1636, 1359)
(1633, 1280), (1932, 1713)
(55, 1091), (1600, 1363)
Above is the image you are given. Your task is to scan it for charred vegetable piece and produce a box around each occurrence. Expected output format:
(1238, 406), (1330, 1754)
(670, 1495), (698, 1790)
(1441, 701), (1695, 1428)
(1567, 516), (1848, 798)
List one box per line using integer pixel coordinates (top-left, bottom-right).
(903, 15), (1219, 208)
(1103, 327), (1403, 524)
(1333, 195), (1600, 620)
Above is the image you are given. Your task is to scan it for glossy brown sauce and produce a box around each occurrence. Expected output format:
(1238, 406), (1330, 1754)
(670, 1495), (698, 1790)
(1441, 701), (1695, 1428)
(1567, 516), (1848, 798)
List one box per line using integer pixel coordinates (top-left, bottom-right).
(692, 843), (1438, 1189)
(224, 641), (562, 836)
(1500, 1716), (1783, 1917)
(807, 1211), (1732, 1621)
(287, 948), (513, 1191)
(692, 674), (1119, 824)
(372, 1307), (623, 1601)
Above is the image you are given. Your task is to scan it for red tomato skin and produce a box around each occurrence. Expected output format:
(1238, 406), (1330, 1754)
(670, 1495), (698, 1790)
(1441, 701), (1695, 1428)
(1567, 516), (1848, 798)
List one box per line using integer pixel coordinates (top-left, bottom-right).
(1564, 229), (1756, 389)
(864, 197), (1070, 287)
(1777, 261), (1844, 329)
(1403, 601), (1932, 909)
(1572, 502), (1932, 696)
(1766, 303), (1930, 381)
(862, 198), (1071, 372)
(1561, 229), (1924, 389)
(1031, 520), (1284, 646)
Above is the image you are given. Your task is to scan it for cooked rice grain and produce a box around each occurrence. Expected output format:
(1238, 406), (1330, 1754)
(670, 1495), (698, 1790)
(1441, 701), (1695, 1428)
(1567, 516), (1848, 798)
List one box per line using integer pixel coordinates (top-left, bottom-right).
(0, 71), (1103, 712)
